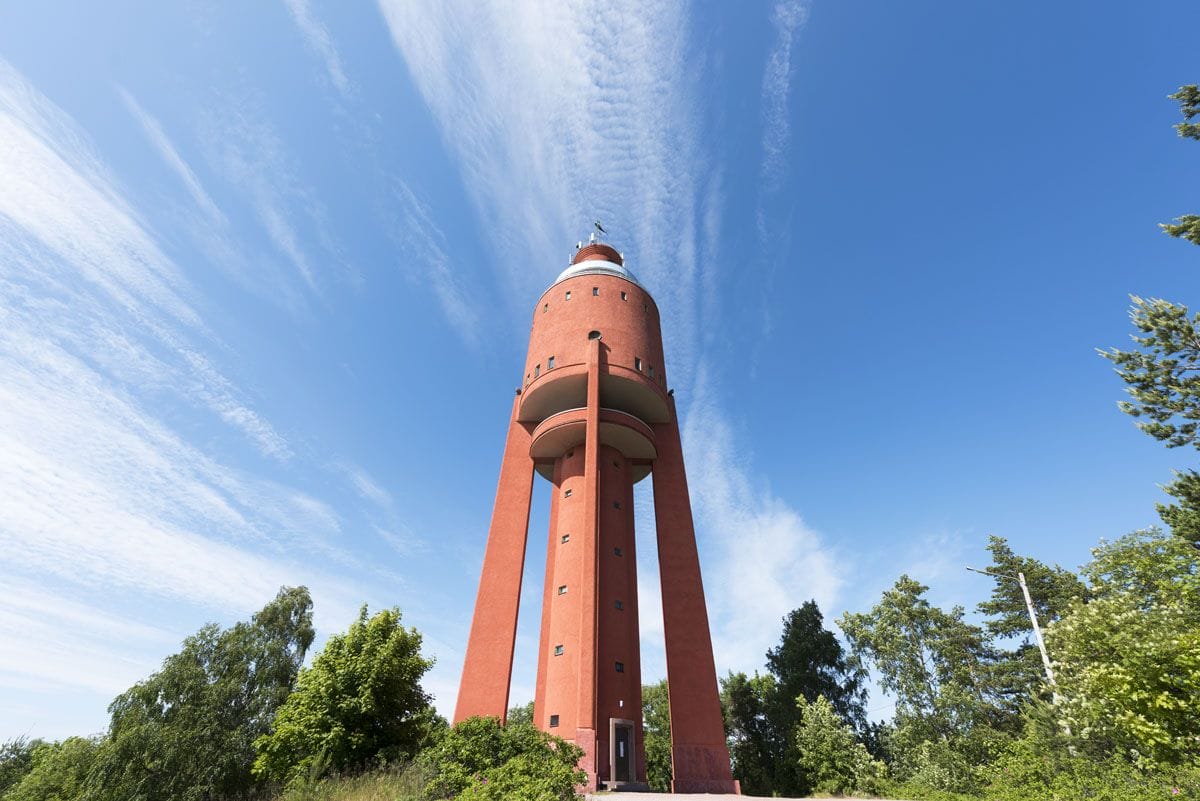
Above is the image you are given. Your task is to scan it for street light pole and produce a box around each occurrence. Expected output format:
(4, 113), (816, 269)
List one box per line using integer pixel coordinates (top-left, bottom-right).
(966, 564), (1073, 742)
(964, 566), (1058, 693)
(1015, 571), (1056, 689)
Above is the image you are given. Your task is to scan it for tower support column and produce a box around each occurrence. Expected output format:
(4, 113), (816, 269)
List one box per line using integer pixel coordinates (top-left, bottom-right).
(454, 394), (535, 723)
(652, 398), (739, 794)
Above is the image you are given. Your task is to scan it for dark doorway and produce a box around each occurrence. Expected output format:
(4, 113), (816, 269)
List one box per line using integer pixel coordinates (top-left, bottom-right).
(614, 724), (632, 782)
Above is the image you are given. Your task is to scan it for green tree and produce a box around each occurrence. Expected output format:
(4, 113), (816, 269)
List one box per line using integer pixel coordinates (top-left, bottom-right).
(1047, 528), (1200, 766)
(1103, 87), (1200, 544)
(252, 605), (435, 786)
(90, 586), (314, 801)
(417, 717), (583, 801)
(719, 671), (777, 795)
(0, 737), (45, 797)
(641, 680), (671, 792)
(3, 738), (101, 801)
(763, 600), (867, 795)
(840, 576), (1008, 794)
(793, 695), (885, 797)
(1161, 85), (1200, 246)
(506, 701), (533, 727)
(976, 535), (1087, 710)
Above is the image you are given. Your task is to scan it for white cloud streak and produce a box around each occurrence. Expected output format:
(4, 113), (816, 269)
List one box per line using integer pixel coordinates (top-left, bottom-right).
(118, 86), (226, 226)
(282, 0), (352, 97)
(386, 181), (479, 344)
(760, 0), (811, 192)
(683, 370), (842, 675)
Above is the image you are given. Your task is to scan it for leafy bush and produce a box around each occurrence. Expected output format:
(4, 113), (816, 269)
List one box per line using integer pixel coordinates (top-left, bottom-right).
(253, 606), (436, 786)
(793, 695), (885, 796)
(417, 717), (583, 801)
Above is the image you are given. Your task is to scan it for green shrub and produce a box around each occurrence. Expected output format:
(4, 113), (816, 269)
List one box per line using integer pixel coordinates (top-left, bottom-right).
(794, 695), (886, 796)
(417, 717), (583, 801)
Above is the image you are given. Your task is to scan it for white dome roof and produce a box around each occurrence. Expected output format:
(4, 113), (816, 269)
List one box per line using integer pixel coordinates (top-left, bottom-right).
(553, 258), (642, 287)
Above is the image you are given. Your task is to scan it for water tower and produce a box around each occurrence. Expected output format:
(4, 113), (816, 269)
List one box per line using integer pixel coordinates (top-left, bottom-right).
(454, 239), (737, 793)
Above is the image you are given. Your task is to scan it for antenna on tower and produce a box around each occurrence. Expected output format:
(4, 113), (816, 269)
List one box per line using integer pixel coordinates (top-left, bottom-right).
(594, 220), (608, 237)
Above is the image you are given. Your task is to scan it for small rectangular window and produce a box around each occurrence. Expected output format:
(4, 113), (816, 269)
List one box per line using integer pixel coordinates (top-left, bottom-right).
(613, 547), (623, 557)
(564, 488), (572, 498)
(554, 645), (564, 656)
(615, 599), (624, 610)
(613, 500), (621, 509)
(621, 291), (628, 301)
(549, 714), (560, 727)
(593, 286), (599, 296)
(561, 534), (570, 544)
(565, 290), (572, 300)
(534, 364), (540, 378)
(615, 661), (625, 673)
(548, 356), (555, 369)
(558, 585), (567, 595)
(543, 303), (549, 312)
(643, 302), (648, 312)
(634, 357), (642, 372)
(648, 365), (655, 378)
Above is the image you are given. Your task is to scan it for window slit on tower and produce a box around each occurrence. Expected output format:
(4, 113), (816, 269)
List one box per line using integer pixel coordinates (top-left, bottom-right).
(634, 357), (642, 372)
(564, 488), (572, 497)
(566, 290), (572, 300)
(613, 547), (623, 556)
(534, 364), (540, 378)
(592, 286), (599, 296)
(543, 303), (549, 312)
(615, 661), (625, 673)
(554, 644), (564, 656)
(615, 599), (624, 610)
(561, 534), (570, 544)
(613, 500), (621, 509)
(548, 356), (555, 369)
(549, 714), (560, 727)
(558, 585), (567, 595)
(621, 291), (628, 301)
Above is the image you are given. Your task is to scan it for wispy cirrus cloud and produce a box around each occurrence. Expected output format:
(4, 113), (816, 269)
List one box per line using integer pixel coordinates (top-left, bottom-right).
(201, 97), (342, 298)
(385, 180), (479, 345)
(377, 0), (707, 374)
(282, 0), (352, 98)
(760, 0), (811, 193)
(0, 58), (367, 708)
(118, 86), (225, 227)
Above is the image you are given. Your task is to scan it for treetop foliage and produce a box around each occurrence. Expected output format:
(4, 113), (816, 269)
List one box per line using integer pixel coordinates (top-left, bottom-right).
(1161, 85), (1199, 245)
(92, 585), (315, 801)
(252, 605), (436, 786)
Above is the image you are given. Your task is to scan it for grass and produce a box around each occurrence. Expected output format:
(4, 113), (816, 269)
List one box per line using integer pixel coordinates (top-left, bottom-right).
(276, 765), (429, 801)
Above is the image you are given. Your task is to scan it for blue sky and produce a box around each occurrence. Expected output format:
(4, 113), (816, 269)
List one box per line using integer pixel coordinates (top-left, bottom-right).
(1, 1), (1198, 739)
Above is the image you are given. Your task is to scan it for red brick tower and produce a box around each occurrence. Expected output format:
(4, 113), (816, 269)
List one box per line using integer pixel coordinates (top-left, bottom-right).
(454, 240), (737, 793)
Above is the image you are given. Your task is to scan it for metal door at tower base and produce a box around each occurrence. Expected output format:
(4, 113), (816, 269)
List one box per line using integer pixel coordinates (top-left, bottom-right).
(609, 719), (638, 781)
